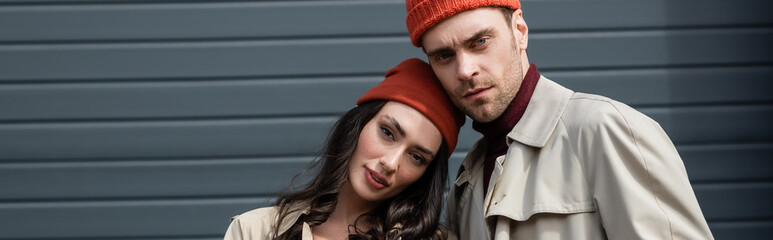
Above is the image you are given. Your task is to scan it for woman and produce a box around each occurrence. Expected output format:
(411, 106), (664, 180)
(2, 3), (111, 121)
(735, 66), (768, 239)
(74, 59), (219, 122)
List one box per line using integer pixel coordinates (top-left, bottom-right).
(224, 58), (465, 240)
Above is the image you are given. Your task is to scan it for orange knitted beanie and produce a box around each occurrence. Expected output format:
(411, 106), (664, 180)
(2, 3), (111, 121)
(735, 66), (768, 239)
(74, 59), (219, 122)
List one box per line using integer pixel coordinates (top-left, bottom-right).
(357, 58), (465, 155)
(405, 0), (521, 47)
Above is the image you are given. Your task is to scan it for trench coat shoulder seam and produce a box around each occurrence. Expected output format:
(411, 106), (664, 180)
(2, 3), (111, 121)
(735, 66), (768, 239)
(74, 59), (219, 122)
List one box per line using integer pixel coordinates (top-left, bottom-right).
(556, 116), (595, 205)
(227, 206), (279, 239)
(606, 101), (676, 239)
(231, 206), (277, 223)
(562, 93), (617, 198)
(571, 95), (677, 239)
(231, 203), (312, 238)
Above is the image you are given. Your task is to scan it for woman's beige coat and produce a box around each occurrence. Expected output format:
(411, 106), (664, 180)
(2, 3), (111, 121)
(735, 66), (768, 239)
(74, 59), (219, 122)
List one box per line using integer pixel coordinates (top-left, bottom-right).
(224, 206), (313, 240)
(224, 205), (411, 240)
(446, 77), (714, 239)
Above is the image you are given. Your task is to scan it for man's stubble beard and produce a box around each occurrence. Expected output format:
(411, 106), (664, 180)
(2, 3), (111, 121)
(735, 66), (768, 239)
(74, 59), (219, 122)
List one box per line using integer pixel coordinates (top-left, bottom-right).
(455, 39), (524, 123)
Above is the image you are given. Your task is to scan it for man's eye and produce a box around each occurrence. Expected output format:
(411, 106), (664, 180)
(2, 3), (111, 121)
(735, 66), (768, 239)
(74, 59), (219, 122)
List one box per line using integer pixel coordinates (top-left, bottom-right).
(380, 127), (394, 140)
(439, 53), (452, 60)
(475, 38), (487, 46)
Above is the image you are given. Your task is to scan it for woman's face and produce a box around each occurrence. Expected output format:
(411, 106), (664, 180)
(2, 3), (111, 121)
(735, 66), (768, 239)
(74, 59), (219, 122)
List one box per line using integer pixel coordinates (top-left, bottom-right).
(347, 101), (443, 203)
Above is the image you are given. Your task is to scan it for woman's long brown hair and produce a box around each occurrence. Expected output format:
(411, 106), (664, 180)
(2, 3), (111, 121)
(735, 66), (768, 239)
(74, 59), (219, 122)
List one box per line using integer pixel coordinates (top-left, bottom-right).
(272, 100), (448, 240)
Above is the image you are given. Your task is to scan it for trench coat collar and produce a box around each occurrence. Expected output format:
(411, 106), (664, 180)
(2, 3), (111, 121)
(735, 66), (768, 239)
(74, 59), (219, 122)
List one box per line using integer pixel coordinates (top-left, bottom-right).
(455, 77), (572, 186)
(276, 202), (311, 236)
(456, 139), (487, 187)
(506, 76), (573, 148)
(275, 202), (405, 240)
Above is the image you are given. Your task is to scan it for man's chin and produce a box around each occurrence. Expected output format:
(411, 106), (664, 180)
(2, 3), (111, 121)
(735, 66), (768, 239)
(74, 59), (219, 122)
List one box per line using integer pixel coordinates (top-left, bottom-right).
(472, 115), (498, 123)
(464, 109), (499, 123)
(453, 100), (499, 122)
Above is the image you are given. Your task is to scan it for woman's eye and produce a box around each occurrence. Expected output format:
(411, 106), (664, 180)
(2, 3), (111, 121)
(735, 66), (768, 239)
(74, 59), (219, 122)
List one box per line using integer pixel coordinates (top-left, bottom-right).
(380, 127), (394, 140)
(411, 153), (426, 164)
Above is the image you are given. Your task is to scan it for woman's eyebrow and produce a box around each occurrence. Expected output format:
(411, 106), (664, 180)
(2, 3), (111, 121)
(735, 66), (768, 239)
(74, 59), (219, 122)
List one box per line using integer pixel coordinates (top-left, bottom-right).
(384, 115), (405, 137)
(415, 146), (436, 159)
(384, 115), (436, 158)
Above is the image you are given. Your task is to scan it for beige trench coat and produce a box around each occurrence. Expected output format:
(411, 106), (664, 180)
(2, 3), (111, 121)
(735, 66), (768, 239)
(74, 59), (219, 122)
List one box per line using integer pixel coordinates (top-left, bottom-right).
(224, 206), (313, 240)
(224, 205), (409, 240)
(446, 76), (714, 239)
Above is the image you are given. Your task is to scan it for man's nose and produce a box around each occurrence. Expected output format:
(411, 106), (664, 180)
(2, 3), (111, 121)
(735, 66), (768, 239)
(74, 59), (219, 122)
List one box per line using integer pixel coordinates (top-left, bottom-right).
(457, 52), (480, 81)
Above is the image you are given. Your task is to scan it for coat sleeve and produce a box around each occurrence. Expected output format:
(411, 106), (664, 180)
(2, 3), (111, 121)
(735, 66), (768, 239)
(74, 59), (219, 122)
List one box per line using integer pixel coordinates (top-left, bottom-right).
(444, 175), (461, 240)
(224, 215), (247, 240)
(576, 101), (714, 239)
(223, 207), (276, 240)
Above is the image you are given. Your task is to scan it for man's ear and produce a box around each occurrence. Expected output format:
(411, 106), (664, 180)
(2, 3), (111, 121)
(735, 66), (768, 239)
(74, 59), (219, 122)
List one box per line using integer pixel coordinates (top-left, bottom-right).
(512, 9), (529, 51)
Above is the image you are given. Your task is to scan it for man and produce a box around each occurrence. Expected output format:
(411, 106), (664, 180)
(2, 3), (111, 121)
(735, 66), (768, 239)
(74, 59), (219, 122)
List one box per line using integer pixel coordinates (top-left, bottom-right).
(404, 0), (715, 239)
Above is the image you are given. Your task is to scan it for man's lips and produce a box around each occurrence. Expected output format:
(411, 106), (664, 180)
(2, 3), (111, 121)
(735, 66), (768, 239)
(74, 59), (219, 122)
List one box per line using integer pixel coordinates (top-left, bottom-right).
(463, 87), (491, 101)
(365, 167), (389, 189)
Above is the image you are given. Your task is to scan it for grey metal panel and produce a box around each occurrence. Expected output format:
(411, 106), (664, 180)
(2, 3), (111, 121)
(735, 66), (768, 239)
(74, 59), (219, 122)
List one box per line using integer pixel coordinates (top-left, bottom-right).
(0, 117), (335, 161)
(681, 143), (773, 183)
(528, 28), (773, 70)
(525, 0), (773, 31)
(0, 38), (421, 81)
(643, 105), (773, 145)
(550, 66), (773, 107)
(2, 66), (771, 121)
(2, 29), (771, 81)
(2, 144), (769, 201)
(1, 1), (771, 42)
(0, 76), (381, 121)
(0, 185), (768, 239)
(0, 2), (406, 42)
(695, 182), (773, 221)
(711, 221), (773, 240)
(0, 157), (313, 200)
(1, 105), (771, 161)
(0, 197), (271, 239)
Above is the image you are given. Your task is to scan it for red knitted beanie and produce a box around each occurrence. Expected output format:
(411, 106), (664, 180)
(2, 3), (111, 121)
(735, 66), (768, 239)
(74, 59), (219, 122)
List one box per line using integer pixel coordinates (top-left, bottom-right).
(357, 58), (465, 156)
(406, 0), (521, 47)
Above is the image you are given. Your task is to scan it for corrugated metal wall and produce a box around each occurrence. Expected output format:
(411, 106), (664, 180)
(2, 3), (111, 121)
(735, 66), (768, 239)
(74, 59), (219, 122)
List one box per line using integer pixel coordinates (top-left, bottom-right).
(1, 0), (771, 239)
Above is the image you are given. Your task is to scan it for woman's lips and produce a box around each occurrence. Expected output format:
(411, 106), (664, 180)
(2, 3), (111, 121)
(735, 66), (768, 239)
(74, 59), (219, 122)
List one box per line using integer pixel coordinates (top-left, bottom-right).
(365, 167), (388, 190)
(463, 87), (491, 101)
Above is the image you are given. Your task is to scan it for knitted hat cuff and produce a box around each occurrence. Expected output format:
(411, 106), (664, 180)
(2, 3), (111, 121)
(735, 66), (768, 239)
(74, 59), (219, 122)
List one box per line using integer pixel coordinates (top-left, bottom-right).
(357, 58), (465, 156)
(406, 0), (521, 47)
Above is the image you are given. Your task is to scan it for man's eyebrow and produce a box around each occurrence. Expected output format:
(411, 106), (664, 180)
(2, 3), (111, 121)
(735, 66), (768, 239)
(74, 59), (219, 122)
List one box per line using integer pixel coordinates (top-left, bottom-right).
(425, 46), (453, 58)
(384, 115), (405, 137)
(424, 27), (495, 57)
(462, 27), (495, 46)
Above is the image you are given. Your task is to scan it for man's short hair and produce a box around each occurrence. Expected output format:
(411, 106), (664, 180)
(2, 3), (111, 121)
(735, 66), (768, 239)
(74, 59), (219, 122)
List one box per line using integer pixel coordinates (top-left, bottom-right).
(499, 7), (515, 28)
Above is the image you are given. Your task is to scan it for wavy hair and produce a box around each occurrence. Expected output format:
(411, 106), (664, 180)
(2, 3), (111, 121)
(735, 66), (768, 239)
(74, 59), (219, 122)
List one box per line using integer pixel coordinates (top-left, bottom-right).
(272, 100), (448, 240)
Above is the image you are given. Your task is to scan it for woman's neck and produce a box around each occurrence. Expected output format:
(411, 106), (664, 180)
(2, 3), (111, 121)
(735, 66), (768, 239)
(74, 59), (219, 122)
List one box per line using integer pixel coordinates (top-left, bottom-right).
(312, 181), (380, 239)
(330, 182), (379, 226)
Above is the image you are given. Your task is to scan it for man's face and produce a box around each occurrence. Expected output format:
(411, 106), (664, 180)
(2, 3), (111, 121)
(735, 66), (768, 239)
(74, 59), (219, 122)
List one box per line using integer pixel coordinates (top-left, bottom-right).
(422, 7), (528, 123)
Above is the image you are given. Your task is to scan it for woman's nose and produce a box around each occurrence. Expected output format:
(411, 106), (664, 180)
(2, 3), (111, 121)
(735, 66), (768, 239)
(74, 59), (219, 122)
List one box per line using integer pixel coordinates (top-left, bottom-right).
(379, 150), (401, 174)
